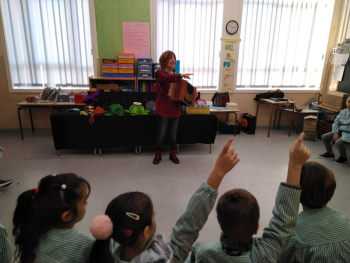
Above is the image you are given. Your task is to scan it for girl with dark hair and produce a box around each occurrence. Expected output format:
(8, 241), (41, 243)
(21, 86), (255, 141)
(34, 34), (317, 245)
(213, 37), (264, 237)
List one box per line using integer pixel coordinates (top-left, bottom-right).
(12, 173), (94, 263)
(153, 50), (193, 165)
(88, 137), (241, 263)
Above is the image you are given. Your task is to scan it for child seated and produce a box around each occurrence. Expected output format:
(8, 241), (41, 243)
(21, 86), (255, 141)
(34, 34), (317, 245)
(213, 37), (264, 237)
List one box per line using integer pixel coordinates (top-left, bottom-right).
(189, 133), (310, 263)
(13, 173), (94, 263)
(318, 96), (350, 164)
(0, 223), (12, 263)
(278, 161), (350, 262)
(88, 137), (240, 263)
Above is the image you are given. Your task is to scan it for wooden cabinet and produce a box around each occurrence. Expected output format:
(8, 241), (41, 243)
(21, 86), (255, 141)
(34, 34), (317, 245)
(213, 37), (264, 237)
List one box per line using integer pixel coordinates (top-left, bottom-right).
(89, 76), (157, 92)
(89, 76), (137, 92)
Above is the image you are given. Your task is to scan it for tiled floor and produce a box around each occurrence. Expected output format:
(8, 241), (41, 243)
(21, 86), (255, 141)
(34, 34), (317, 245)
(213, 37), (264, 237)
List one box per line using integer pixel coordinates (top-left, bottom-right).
(1, 127), (349, 247)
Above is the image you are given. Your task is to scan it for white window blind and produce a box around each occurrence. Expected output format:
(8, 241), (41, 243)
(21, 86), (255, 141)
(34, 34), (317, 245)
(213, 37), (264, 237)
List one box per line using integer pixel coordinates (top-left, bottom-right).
(156, 0), (223, 90)
(237, 0), (334, 89)
(1, 0), (93, 89)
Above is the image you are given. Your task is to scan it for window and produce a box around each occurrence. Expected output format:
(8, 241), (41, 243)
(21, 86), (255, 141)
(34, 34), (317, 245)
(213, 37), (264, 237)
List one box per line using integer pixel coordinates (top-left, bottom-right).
(237, 0), (335, 90)
(154, 0), (223, 90)
(1, 0), (93, 90)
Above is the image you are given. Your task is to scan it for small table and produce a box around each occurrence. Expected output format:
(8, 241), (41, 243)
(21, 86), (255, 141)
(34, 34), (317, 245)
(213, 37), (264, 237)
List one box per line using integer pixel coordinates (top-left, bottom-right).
(17, 101), (85, 140)
(256, 99), (296, 137)
(275, 108), (319, 134)
(210, 108), (240, 136)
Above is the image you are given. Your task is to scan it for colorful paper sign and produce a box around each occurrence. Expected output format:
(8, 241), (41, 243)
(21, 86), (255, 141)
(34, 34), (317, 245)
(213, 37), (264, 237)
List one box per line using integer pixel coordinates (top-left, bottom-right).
(123, 22), (150, 58)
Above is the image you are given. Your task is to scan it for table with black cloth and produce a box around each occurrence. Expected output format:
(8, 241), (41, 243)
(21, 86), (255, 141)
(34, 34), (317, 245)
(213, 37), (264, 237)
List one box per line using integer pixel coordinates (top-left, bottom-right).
(50, 112), (218, 155)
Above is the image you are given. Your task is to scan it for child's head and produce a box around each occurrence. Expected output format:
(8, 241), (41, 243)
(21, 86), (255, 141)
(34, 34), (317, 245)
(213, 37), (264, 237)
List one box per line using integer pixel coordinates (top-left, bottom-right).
(346, 96), (350, 110)
(12, 173), (90, 263)
(300, 161), (336, 209)
(216, 188), (260, 243)
(159, 50), (176, 69)
(89, 192), (155, 263)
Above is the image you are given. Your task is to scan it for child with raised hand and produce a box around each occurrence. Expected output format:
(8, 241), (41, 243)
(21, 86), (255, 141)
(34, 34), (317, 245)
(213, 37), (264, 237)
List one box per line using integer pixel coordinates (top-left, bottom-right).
(189, 133), (310, 263)
(278, 161), (350, 262)
(12, 173), (93, 263)
(88, 137), (240, 263)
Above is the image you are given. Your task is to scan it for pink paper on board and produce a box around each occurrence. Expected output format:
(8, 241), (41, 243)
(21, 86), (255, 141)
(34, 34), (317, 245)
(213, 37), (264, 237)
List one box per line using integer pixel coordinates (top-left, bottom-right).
(123, 22), (150, 58)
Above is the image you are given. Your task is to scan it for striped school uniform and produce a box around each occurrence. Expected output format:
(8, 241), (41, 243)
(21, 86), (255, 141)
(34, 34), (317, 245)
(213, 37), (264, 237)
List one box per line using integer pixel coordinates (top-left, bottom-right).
(186, 183), (301, 263)
(278, 206), (350, 263)
(169, 182), (218, 263)
(111, 182), (218, 263)
(0, 223), (12, 263)
(35, 228), (94, 263)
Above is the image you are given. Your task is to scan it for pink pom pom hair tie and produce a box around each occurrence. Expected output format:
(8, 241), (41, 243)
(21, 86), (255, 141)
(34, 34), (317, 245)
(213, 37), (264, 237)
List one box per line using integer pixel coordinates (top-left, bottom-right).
(90, 215), (113, 240)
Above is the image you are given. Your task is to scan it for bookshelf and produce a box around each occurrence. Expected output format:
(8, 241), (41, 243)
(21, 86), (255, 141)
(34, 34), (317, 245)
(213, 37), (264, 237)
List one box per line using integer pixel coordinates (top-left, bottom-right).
(89, 76), (137, 92)
(136, 78), (157, 92)
(89, 76), (157, 93)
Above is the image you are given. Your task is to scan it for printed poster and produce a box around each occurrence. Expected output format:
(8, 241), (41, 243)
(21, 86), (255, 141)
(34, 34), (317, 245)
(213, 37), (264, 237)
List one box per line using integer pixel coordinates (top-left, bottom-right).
(123, 22), (150, 58)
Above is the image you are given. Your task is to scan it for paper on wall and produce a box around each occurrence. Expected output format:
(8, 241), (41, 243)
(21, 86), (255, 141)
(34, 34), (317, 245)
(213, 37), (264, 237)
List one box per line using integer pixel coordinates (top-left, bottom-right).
(332, 54), (349, 66)
(333, 66), (345, 81)
(123, 22), (150, 58)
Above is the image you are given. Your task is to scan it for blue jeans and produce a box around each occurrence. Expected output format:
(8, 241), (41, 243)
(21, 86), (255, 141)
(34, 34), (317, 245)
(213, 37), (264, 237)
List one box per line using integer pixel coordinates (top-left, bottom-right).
(155, 115), (179, 151)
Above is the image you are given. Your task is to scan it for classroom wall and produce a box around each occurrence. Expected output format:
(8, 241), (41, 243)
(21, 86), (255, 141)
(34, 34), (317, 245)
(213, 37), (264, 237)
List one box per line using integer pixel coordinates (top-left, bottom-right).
(0, 0), (343, 130)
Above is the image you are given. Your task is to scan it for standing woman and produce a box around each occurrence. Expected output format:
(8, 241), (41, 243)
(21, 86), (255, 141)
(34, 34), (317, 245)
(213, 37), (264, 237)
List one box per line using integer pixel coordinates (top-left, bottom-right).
(153, 50), (193, 164)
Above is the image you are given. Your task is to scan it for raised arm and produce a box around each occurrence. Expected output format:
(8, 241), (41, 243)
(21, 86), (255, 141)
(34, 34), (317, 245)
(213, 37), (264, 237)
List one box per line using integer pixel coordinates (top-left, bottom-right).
(253, 133), (310, 262)
(169, 137), (239, 263)
(207, 137), (240, 189)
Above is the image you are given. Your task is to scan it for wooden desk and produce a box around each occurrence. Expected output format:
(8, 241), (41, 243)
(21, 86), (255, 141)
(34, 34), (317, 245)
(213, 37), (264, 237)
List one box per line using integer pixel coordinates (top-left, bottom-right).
(255, 99), (296, 137)
(210, 109), (240, 136)
(17, 101), (85, 140)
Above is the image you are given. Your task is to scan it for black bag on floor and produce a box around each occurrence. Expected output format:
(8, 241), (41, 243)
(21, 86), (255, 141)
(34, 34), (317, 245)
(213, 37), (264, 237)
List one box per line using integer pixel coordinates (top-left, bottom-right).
(241, 113), (256, 134)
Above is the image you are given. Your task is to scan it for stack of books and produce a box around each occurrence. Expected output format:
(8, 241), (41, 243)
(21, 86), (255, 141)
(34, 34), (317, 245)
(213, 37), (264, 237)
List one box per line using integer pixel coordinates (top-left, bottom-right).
(138, 81), (157, 92)
(40, 87), (59, 102)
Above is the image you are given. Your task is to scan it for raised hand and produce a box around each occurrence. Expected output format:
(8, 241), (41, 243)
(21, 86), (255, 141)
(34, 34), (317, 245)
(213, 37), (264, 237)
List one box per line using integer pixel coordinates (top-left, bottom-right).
(207, 138), (240, 189)
(287, 132), (310, 186)
(289, 132), (311, 168)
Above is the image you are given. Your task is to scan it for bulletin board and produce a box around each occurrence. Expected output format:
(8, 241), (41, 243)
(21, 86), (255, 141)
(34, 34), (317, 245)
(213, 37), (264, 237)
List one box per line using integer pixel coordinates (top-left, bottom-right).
(94, 0), (150, 65)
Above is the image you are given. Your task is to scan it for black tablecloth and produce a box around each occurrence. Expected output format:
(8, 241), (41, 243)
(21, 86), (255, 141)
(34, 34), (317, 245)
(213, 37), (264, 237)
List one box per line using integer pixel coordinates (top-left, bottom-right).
(50, 112), (218, 150)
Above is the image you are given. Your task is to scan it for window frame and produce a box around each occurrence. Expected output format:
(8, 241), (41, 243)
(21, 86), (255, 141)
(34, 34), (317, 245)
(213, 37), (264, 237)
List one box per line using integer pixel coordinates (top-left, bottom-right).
(0, 0), (99, 93)
(150, 0), (223, 93)
(231, 0), (336, 94)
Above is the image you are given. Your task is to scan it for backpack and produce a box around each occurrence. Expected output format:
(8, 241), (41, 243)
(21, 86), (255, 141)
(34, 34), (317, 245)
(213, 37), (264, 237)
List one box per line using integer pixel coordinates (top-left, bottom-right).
(212, 92), (230, 107)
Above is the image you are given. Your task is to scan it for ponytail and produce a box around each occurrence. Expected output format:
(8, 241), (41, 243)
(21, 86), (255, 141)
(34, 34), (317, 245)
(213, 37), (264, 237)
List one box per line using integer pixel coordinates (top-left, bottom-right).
(12, 189), (39, 263)
(12, 173), (90, 263)
(88, 238), (114, 263)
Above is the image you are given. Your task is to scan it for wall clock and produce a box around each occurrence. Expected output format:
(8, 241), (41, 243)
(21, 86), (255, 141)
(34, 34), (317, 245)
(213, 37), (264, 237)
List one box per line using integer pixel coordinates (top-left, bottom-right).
(226, 20), (239, 35)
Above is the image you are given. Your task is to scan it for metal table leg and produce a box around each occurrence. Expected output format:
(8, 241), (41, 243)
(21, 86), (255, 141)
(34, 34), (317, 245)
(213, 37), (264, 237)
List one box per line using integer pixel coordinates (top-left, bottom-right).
(17, 106), (24, 140)
(232, 112), (238, 136)
(29, 108), (34, 133)
(267, 106), (275, 137)
(288, 104), (295, 136)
